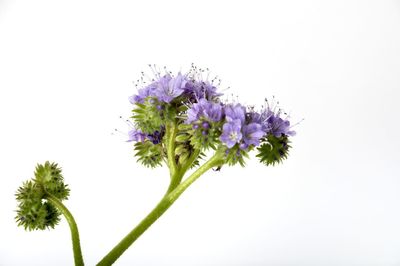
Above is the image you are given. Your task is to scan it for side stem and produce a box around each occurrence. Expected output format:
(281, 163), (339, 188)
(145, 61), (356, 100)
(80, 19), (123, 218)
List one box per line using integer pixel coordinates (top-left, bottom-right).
(96, 152), (223, 266)
(46, 193), (84, 266)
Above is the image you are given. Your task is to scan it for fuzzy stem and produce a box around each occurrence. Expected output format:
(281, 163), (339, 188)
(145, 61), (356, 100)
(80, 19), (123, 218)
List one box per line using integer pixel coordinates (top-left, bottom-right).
(166, 151), (224, 203)
(96, 152), (224, 266)
(166, 149), (201, 194)
(46, 194), (84, 266)
(166, 121), (178, 176)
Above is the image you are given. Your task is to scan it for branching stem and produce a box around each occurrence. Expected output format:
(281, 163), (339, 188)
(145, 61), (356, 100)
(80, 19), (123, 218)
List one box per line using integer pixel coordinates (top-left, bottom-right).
(97, 151), (224, 266)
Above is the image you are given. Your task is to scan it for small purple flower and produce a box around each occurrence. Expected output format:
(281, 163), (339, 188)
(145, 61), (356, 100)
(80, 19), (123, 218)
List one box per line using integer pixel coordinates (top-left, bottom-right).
(184, 80), (223, 101)
(129, 83), (158, 104)
(205, 101), (223, 122)
(186, 102), (203, 124)
(224, 104), (246, 124)
(242, 123), (265, 147)
(155, 73), (186, 103)
(201, 81), (223, 99)
(247, 109), (273, 133)
(186, 98), (223, 124)
(220, 119), (243, 148)
(268, 115), (296, 137)
(127, 128), (146, 142)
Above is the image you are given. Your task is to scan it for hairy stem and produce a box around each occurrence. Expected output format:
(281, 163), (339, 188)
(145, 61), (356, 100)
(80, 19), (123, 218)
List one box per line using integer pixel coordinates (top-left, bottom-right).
(166, 121), (178, 176)
(96, 152), (223, 266)
(166, 149), (201, 194)
(46, 194), (84, 266)
(167, 151), (224, 203)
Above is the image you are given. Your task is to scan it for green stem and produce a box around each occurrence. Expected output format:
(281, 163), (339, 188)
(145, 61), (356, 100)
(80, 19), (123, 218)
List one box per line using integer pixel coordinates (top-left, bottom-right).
(96, 152), (223, 266)
(46, 194), (84, 266)
(166, 151), (224, 203)
(166, 149), (200, 194)
(166, 121), (178, 176)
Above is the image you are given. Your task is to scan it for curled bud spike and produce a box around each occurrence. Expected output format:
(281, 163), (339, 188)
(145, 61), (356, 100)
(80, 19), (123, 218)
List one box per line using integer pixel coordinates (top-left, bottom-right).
(15, 162), (84, 265)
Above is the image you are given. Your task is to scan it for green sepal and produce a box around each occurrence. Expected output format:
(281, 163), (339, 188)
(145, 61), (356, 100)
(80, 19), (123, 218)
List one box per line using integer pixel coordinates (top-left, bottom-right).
(34, 161), (70, 200)
(256, 134), (291, 166)
(175, 134), (190, 143)
(178, 152), (189, 165)
(174, 123), (204, 168)
(190, 151), (205, 169)
(181, 121), (222, 151)
(224, 145), (249, 167)
(177, 123), (192, 131)
(15, 180), (61, 231)
(134, 140), (164, 168)
(132, 97), (164, 133)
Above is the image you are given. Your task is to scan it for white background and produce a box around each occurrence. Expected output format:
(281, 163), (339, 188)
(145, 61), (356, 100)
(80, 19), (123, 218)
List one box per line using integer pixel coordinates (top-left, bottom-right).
(1, 1), (400, 265)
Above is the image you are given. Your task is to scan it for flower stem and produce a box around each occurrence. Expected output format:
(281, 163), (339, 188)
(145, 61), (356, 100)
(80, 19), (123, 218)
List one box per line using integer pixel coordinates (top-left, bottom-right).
(166, 149), (200, 194)
(96, 151), (224, 266)
(46, 193), (84, 266)
(166, 121), (178, 176)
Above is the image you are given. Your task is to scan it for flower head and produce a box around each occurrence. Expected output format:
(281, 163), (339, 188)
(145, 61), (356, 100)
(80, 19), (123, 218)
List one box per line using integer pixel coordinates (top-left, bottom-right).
(224, 104), (246, 124)
(220, 119), (243, 148)
(128, 65), (297, 168)
(184, 80), (223, 101)
(220, 104), (266, 150)
(129, 83), (158, 104)
(247, 102), (296, 137)
(242, 123), (265, 147)
(186, 98), (223, 124)
(267, 114), (296, 137)
(155, 73), (186, 103)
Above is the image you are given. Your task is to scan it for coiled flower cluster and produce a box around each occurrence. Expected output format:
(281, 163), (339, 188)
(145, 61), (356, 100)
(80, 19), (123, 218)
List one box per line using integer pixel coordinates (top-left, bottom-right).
(15, 162), (70, 230)
(128, 65), (296, 167)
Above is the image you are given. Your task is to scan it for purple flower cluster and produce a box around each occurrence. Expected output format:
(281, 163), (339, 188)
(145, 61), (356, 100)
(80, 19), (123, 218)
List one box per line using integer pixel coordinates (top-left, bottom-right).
(129, 72), (223, 106)
(219, 104), (295, 149)
(128, 67), (295, 151)
(184, 80), (223, 101)
(129, 74), (186, 104)
(267, 114), (296, 137)
(184, 99), (295, 150)
(249, 108), (296, 138)
(186, 99), (223, 124)
(220, 104), (264, 149)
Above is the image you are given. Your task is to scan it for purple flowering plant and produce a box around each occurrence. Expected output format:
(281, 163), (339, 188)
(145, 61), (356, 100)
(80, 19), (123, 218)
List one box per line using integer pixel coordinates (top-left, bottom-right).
(15, 65), (297, 266)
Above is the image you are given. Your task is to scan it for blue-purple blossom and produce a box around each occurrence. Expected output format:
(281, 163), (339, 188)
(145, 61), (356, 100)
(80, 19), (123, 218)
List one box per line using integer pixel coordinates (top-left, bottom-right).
(224, 104), (246, 124)
(220, 119), (242, 148)
(155, 73), (186, 103)
(186, 98), (223, 124)
(247, 107), (295, 137)
(129, 83), (158, 104)
(242, 123), (265, 147)
(267, 114), (296, 137)
(128, 128), (146, 142)
(247, 109), (272, 132)
(220, 105), (267, 150)
(184, 80), (223, 101)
